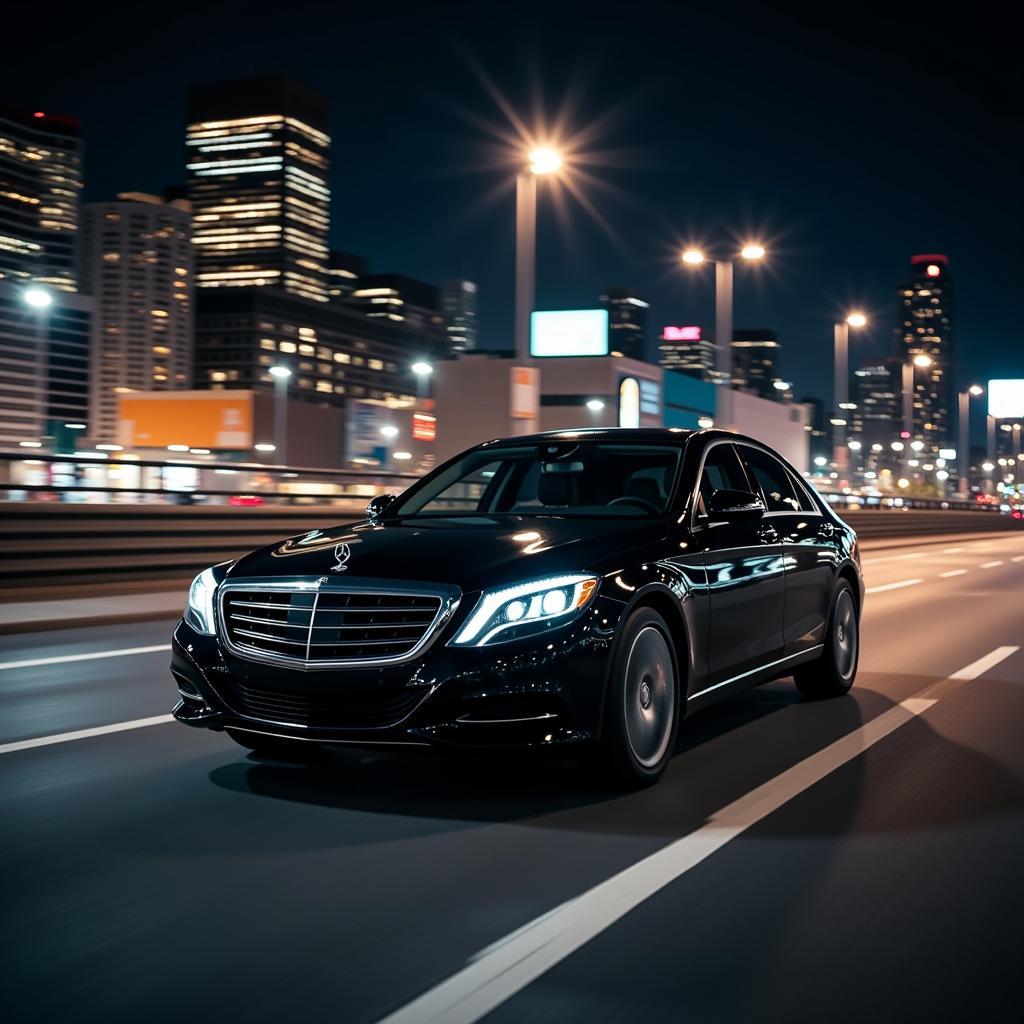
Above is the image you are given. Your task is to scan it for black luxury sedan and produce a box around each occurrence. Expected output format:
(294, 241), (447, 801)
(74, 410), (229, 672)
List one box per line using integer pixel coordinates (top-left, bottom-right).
(171, 428), (863, 785)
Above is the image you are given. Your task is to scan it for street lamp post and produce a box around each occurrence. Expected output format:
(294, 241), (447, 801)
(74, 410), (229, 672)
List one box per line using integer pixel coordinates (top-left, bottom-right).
(269, 365), (292, 465)
(680, 244), (765, 428)
(411, 360), (433, 401)
(902, 354), (932, 439)
(23, 287), (53, 445)
(957, 384), (984, 499)
(832, 312), (867, 475)
(514, 146), (562, 363)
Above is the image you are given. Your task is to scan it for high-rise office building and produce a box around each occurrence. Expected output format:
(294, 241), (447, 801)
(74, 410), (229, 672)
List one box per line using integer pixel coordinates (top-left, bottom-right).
(731, 329), (780, 399)
(0, 281), (94, 446)
(658, 325), (715, 379)
(186, 77), (330, 302)
(440, 279), (478, 353)
(327, 250), (367, 301)
(0, 105), (83, 292)
(899, 254), (953, 448)
(852, 359), (901, 451)
(600, 287), (648, 360)
(80, 192), (194, 442)
(346, 273), (447, 353)
(194, 288), (426, 410)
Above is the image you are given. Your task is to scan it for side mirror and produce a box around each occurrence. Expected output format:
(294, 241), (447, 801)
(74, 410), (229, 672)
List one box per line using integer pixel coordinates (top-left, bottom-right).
(366, 493), (397, 521)
(707, 488), (765, 522)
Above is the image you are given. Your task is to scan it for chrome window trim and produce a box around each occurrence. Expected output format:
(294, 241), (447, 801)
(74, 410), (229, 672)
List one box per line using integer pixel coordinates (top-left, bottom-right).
(217, 577), (461, 671)
(687, 645), (824, 700)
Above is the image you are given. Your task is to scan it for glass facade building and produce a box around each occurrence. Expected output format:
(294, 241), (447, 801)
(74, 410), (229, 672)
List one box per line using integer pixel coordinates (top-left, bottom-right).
(81, 193), (194, 442)
(440, 279), (478, 353)
(731, 329), (781, 399)
(899, 254), (953, 449)
(186, 78), (330, 302)
(600, 287), (648, 360)
(0, 106), (82, 293)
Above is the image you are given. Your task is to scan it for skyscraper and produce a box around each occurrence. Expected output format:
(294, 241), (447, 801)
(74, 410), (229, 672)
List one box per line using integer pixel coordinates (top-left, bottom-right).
(186, 77), (330, 302)
(80, 192), (194, 442)
(346, 273), (447, 352)
(898, 254), (953, 448)
(731, 329), (780, 399)
(600, 287), (648, 360)
(327, 250), (367, 301)
(440, 279), (478, 353)
(852, 359), (901, 450)
(0, 105), (83, 292)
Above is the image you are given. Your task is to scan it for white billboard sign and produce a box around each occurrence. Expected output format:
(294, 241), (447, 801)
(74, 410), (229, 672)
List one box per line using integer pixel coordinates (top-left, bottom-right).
(530, 309), (609, 358)
(988, 380), (1024, 419)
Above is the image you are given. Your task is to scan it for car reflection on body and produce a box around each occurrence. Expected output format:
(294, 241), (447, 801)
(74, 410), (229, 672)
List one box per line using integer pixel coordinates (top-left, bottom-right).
(171, 428), (863, 786)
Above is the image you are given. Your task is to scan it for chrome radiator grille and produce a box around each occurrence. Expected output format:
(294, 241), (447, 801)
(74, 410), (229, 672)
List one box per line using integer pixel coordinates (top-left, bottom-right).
(220, 583), (449, 668)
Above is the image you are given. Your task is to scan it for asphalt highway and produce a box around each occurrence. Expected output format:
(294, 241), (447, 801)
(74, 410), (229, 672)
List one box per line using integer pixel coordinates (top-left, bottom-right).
(2, 533), (1023, 1023)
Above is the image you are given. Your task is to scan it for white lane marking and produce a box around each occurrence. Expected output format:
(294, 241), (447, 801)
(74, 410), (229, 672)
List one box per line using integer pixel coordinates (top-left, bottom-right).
(0, 714), (175, 755)
(379, 639), (1024, 1024)
(939, 569), (968, 578)
(865, 579), (922, 594)
(376, 698), (937, 1024)
(979, 561), (1004, 569)
(0, 644), (171, 672)
(944, 547), (964, 553)
(1012, 555), (1024, 563)
(862, 551), (928, 566)
(948, 646), (1019, 681)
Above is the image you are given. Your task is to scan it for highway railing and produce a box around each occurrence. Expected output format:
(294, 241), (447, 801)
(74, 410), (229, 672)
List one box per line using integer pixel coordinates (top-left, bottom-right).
(0, 502), (1020, 591)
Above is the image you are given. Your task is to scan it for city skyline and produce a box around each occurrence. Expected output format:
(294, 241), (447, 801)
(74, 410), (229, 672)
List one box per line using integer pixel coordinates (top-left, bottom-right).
(2, 2), (1020, 412)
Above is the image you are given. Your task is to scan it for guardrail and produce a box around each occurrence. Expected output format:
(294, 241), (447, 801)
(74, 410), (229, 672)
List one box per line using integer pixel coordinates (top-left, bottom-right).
(0, 503), (1020, 591)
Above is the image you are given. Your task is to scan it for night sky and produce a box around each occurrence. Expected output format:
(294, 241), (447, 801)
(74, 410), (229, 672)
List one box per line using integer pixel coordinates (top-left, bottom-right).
(5, 2), (1021, 413)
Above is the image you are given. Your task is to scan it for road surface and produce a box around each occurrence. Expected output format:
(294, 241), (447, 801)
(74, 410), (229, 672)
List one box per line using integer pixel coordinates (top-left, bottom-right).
(2, 534), (1023, 1022)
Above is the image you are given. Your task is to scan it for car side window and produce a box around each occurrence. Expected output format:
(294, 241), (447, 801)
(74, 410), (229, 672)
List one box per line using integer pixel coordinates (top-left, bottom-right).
(697, 444), (751, 516)
(739, 446), (801, 513)
(786, 470), (820, 513)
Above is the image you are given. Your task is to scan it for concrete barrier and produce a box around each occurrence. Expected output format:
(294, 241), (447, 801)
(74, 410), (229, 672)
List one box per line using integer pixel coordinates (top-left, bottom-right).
(0, 502), (1019, 590)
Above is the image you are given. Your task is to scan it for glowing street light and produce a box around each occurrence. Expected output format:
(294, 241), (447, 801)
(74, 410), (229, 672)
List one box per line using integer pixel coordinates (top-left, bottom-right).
(585, 398), (605, 412)
(833, 311), (869, 471)
(528, 146), (563, 175)
(23, 286), (53, 309)
(269, 365), (292, 464)
(411, 361), (433, 377)
(515, 144), (565, 366)
(958, 384), (985, 498)
(913, 353), (932, 368)
(680, 242), (767, 426)
(379, 425), (400, 439)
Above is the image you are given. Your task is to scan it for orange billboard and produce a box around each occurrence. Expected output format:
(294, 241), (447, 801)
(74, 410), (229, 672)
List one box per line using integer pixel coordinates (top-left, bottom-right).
(118, 391), (254, 450)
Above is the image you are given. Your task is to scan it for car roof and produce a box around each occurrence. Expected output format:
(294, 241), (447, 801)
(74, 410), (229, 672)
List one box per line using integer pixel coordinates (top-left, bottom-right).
(478, 427), (772, 449)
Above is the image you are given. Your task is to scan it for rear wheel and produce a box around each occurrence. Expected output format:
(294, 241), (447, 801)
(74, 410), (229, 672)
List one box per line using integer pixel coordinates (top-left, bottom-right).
(793, 580), (859, 698)
(602, 608), (680, 787)
(225, 728), (317, 760)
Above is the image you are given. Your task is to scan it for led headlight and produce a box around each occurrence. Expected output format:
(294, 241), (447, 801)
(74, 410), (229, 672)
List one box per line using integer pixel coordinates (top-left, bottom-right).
(450, 574), (599, 647)
(185, 566), (219, 635)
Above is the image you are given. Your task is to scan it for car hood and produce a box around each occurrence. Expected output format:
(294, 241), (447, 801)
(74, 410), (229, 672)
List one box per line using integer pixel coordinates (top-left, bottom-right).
(226, 515), (668, 593)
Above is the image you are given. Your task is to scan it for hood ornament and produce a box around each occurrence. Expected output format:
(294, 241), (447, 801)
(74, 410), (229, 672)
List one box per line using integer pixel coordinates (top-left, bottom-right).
(331, 542), (352, 573)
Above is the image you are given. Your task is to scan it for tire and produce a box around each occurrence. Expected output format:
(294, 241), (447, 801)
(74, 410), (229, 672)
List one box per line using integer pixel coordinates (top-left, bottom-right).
(793, 580), (859, 699)
(225, 728), (317, 760)
(601, 607), (681, 787)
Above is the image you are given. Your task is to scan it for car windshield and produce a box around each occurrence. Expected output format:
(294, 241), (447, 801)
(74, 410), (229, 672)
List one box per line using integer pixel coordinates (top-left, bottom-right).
(389, 442), (682, 519)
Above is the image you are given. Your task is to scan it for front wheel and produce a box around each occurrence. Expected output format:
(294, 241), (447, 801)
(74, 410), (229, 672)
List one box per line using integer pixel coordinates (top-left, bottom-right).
(793, 580), (859, 699)
(601, 608), (680, 787)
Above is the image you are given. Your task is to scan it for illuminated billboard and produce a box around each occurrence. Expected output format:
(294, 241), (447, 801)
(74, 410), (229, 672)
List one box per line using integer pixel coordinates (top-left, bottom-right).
(661, 325), (701, 342)
(530, 309), (609, 358)
(988, 380), (1024, 420)
(118, 391), (253, 449)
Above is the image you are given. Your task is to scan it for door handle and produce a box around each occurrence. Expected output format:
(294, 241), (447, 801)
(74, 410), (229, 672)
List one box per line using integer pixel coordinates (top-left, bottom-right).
(757, 524), (778, 544)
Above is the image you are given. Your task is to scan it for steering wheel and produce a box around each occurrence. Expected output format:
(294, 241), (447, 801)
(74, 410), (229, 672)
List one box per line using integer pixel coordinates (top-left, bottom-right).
(608, 495), (661, 514)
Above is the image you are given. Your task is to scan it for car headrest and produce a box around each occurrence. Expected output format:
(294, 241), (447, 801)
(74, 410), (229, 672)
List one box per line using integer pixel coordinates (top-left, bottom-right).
(537, 471), (577, 507)
(626, 476), (662, 507)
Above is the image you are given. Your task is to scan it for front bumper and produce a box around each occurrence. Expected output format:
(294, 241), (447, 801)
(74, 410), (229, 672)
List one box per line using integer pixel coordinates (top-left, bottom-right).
(171, 593), (625, 750)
